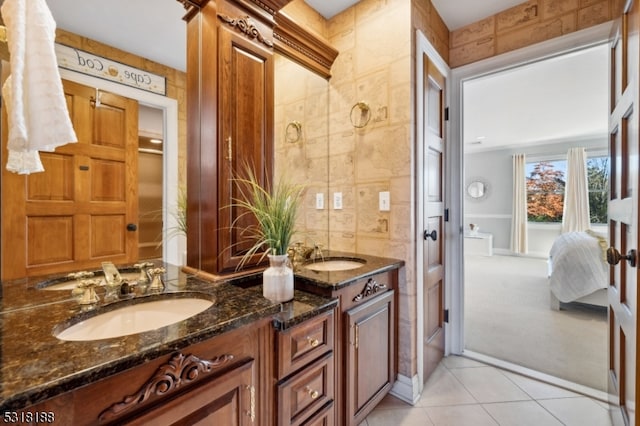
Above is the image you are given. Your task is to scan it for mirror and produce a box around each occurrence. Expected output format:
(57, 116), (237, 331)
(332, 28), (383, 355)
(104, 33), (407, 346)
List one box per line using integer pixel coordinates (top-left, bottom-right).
(274, 54), (330, 249)
(467, 180), (487, 199)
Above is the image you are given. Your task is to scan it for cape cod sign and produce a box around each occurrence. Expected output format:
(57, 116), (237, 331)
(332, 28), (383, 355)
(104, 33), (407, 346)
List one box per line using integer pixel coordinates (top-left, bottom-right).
(54, 43), (167, 96)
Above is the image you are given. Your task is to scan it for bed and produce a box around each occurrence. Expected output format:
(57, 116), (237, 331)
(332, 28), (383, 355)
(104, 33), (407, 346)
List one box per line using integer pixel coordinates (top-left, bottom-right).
(548, 231), (609, 310)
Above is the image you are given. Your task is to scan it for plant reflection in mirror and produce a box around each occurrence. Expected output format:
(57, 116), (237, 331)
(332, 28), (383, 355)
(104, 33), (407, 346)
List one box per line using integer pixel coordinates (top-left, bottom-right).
(229, 163), (306, 270)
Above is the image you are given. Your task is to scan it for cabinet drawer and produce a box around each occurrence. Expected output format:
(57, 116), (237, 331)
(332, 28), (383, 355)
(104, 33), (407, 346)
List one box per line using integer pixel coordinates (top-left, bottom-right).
(278, 351), (334, 426)
(341, 271), (393, 312)
(277, 310), (334, 379)
(302, 401), (334, 426)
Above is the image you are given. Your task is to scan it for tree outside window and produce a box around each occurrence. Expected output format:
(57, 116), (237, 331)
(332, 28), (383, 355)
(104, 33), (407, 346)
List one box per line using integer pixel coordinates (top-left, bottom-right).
(526, 157), (609, 224)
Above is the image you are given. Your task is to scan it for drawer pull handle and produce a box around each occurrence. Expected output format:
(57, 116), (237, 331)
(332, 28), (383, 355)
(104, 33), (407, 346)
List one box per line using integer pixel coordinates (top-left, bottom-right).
(305, 386), (320, 399)
(307, 337), (320, 348)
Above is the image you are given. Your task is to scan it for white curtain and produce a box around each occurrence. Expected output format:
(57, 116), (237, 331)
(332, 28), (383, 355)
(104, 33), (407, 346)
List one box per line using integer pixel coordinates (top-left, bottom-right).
(562, 147), (590, 233)
(511, 154), (528, 254)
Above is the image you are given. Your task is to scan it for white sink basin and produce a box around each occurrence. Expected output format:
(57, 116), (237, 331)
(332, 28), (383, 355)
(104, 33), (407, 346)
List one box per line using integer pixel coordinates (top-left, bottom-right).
(41, 272), (142, 291)
(303, 259), (365, 272)
(55, 297), (213, 341)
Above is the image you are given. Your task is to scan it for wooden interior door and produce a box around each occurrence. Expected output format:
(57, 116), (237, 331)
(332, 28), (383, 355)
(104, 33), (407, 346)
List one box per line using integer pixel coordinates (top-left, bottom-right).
(1, 79), (139, 280)
(608, 2), (639, 424)
(422, 56), (446, 382)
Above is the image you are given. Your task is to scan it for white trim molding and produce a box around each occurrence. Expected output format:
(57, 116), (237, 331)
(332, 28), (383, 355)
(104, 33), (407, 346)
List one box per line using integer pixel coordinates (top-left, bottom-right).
(451, 21), (614, 356)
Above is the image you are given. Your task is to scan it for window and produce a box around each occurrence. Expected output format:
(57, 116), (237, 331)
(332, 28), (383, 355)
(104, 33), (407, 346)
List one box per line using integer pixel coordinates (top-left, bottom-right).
(526, 156), (609, 224)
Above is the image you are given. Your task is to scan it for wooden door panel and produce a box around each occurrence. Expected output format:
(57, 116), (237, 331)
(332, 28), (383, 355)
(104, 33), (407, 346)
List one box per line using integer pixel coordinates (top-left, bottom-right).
(91, 215), (127, 258)
(27, 153), (74, 201)
(93, 99), (126, 149)
(26, 216), (74, 266)
(423, 55), (446, 383)
(1, 79), (138, 279)
(91, 158), (126, 201)
(608, 3), (638, 424)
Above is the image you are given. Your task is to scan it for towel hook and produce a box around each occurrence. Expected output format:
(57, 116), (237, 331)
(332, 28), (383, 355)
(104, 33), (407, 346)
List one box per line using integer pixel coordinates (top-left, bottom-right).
(350, 101), (371, 128)
(285, 120), (302, 143)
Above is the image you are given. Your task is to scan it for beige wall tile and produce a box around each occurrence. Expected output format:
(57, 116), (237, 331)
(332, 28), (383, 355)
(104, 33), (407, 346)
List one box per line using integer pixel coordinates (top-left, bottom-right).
(577, 1), (612, 29)
(451, 17), (495, 48)
(497, 1), (541, 33)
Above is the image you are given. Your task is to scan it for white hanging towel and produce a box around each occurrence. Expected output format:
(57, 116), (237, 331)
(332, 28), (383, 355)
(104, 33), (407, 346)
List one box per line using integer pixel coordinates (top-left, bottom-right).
(1, 0), (77, 174)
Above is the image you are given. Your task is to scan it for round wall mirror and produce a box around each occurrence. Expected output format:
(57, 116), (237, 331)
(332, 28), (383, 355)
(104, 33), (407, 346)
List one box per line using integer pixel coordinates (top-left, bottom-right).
(467, 181), (486, 199)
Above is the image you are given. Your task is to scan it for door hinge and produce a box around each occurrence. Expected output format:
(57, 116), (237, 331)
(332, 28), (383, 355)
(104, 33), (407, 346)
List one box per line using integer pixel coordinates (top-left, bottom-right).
(444, 107), (449, 121)
(444, 208), (449, 222)
(443, 309), (449, 323)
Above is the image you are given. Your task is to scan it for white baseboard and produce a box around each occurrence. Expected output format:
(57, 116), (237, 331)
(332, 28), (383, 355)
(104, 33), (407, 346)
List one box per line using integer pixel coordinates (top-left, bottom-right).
(390, 374), (421, 405)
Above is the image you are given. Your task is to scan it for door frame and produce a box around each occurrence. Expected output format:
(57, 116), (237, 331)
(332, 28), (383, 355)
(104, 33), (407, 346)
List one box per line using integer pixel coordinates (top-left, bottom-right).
(448, 22), (613, 355)
(58, 68), (183, 266)
(415, 29), (451, 396)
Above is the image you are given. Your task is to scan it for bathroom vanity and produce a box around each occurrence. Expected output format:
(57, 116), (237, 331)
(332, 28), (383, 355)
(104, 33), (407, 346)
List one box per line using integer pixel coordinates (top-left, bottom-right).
(0, 253), (402, 425)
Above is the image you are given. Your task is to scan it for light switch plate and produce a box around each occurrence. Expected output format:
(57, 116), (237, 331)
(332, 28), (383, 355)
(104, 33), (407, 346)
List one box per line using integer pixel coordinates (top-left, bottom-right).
(379, 191), (390, 211)
(333, 192), (343, 210)
(315, 193), (324, 209)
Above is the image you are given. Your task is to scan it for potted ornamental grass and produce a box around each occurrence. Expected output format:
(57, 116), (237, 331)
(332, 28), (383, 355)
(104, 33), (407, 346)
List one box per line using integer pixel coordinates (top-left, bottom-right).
(231, 165), (305, 302)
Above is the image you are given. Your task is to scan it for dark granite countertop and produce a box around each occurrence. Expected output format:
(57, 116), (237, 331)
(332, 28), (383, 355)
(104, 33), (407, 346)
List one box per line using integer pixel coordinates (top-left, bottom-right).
(0, 263), (337, 411)
(292, 250), (405, 290)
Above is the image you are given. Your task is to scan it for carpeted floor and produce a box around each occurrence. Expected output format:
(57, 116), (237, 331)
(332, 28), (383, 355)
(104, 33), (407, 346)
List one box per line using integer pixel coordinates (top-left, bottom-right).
(464, 254), (607, 391)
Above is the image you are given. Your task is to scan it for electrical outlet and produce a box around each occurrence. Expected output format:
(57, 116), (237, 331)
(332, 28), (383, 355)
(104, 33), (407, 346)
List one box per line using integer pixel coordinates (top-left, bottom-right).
(379, 191), (390, 211)
(315, 193), (324, 209)
(333, 192), (343, 210)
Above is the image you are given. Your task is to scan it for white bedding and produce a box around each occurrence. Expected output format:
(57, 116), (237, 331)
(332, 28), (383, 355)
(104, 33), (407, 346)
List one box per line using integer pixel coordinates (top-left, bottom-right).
(548, 231), (608, 303)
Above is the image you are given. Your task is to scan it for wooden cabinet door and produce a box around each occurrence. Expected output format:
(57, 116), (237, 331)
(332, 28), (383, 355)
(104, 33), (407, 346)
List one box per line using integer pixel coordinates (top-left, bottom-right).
(344, 290), (395, 426)
(124, 359), (257, 426)
(217, 24), (274, 272)
(1, 79), (138, 280)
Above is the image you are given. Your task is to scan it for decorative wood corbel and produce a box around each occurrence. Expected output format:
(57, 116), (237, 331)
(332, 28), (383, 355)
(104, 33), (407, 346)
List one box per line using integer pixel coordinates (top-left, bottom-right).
(353, 278), (387, 303)
(218, 14), (274, 48)
(98, 352), (235, 421)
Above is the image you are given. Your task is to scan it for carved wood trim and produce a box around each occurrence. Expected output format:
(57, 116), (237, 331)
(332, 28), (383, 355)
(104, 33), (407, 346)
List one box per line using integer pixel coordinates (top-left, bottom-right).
(273, 11), (338, 79)
(218, 14), (274, 48)
(248, 0), (292, 16)
(98, 352), (235, 421)
(353, 278), (387, 303)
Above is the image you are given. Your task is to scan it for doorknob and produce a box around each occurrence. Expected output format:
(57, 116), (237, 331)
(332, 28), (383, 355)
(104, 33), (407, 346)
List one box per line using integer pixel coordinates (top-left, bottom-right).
(424, 230), (437, 241)
(606, 247), (637, 267)
(126, 223), (138, 232)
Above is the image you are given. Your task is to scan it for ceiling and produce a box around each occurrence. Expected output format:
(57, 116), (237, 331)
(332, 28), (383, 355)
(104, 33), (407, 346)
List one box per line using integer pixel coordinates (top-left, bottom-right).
(45, 0), (528, 72)
(463, 44), (608, 152)
(42, 0), (606, 152)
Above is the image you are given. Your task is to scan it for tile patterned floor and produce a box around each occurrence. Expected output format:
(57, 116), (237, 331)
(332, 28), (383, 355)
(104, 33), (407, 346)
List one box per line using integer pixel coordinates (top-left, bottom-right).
(362, 356), (612, 426)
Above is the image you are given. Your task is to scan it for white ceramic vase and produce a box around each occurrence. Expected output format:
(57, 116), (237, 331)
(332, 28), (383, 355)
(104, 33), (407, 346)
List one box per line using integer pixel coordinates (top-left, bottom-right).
(263, 254), (294, 303)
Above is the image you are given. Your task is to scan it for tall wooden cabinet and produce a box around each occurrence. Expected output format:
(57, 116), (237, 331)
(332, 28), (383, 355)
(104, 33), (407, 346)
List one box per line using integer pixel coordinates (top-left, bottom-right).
(181, 0), (338, 275)
(184, 0), (281, 274)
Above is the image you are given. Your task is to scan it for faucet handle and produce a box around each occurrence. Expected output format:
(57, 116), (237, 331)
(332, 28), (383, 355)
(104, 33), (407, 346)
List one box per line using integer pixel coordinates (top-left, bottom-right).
(68, 271), (95, 280)
(147, 267), (166, 291)
(133, 262), (154, 283)
(77, 278), (101, 305)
